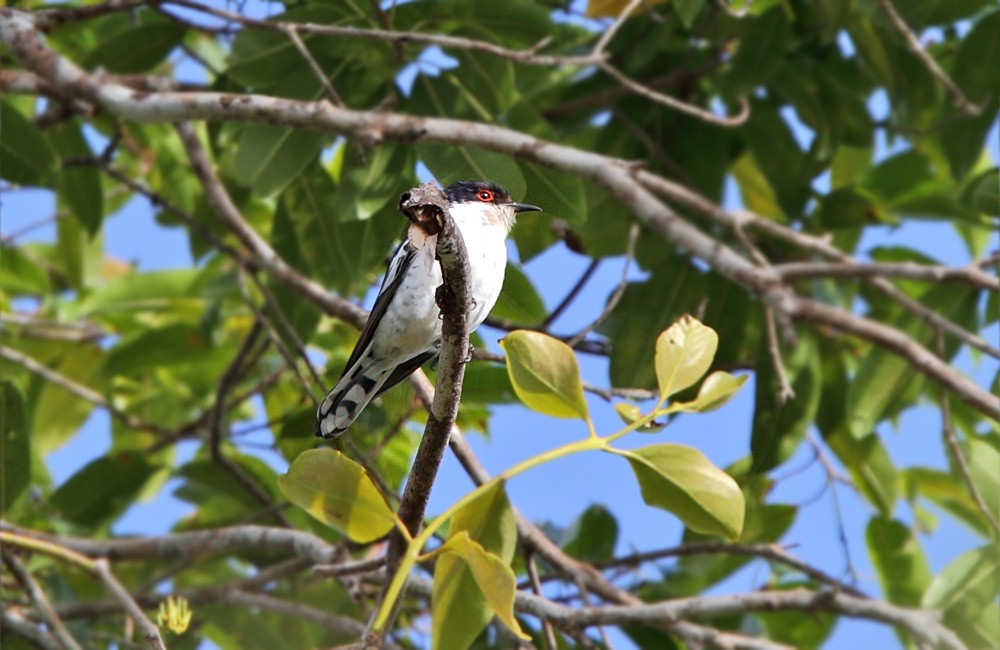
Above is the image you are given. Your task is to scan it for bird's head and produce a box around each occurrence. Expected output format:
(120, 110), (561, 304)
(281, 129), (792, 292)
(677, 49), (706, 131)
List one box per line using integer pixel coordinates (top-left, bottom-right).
(445, 180), (541, 233)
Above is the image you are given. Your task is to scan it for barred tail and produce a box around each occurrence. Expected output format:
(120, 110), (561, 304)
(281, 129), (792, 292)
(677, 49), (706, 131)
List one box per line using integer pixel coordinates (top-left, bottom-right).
(315, 365), (384, 439)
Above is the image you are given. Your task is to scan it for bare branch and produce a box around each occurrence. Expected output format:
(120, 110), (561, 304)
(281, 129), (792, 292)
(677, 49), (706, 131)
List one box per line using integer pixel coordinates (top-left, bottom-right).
(2, 608), (64, 650)
(2, 550), (84, 650)
(775, 260), (999, 292)
(764, 307), (795, 403)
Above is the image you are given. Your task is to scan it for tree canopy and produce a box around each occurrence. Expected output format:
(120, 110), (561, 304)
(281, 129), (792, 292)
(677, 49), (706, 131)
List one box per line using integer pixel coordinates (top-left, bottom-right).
(1, 0), (997, 649)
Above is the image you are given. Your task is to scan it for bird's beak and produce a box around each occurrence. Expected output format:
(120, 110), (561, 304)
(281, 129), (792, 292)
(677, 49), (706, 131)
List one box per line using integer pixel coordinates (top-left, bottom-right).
(511, 202), (542, 213)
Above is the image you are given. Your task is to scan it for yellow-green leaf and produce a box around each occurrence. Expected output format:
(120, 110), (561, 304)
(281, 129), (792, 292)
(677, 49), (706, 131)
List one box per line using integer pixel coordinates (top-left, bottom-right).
(278, 449), (395, 543)
(610, 443), (744, 539)
(435, 531), (529, 642)
(614, 403), (665, 433)
(674, 371), (748, 413)
(655, 315), (718, 404)
(500, 330), (588, 420)
(432, 482), (517, 650)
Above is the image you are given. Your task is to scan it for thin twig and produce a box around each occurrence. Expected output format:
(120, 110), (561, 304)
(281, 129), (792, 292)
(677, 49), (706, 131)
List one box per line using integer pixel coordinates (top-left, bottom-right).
(592, 0), (644, 56)
(543, 259), (601, 328)
(284, 25), (344, 106)
(0, 345), (169, 436)
(877, 0), (983, 115)
(2, 550), (84, 650)
(764, 306), (795, 403)
(936, 333), (1000, 537)
(524, 547), (559, 650)
(567, 223), (639, 347)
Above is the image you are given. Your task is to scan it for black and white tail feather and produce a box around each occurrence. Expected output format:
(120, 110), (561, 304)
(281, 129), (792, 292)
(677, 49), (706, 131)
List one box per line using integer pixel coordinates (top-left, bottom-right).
(315, 242), (435, 438)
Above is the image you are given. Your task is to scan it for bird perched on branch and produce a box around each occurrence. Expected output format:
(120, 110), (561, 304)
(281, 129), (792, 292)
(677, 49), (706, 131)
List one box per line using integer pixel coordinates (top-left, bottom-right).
(315, 180), (541, 439)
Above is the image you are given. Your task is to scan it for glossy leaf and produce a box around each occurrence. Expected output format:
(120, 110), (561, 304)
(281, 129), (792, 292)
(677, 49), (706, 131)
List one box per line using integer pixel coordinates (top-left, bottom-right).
(674, 371), (748, 413)
(433, 481), (517, 650)
(611, 444), (745, 539)
(434, 531), (530, 643)
(1, 380), (30, 513)
(654, 315), (718, 404)
(615, 403), (666, 433)
(278, 449), (396, 543)
(500, 330), (589, 420)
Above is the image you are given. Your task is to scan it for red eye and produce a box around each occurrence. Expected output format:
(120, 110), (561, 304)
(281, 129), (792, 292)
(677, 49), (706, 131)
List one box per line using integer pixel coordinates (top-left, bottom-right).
(477, 190), (495, 202)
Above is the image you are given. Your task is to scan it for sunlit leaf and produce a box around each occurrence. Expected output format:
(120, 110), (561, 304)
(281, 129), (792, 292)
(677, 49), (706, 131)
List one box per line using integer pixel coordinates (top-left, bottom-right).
(500, 330), (588, 420)
(615, 403), (665, 433)
(278, 449), (396, 543)
(923, 543), (1000, 649)
(433, 481), (517, 650)
(654, 315), (718, 404)
(434, 531), (529, 642)
(611, 443), (744, 539)
(675, 371), (748, 413)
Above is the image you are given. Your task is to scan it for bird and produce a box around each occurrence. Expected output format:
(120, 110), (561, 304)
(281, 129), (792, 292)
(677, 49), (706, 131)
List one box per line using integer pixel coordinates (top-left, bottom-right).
(315, 180), (541, 439)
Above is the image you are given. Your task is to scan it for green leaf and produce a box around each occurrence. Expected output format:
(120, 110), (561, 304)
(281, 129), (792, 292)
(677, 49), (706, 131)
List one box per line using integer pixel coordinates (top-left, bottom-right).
(847, 282), (976, 438)
(83, 23), (186, 73)
(958, 435), (1000, 523)
(30, 343), (105, 455)
(103, 324), (217, 377)
(0, 101), (57, 186)
(654, 315), (718, 404)
(418, 144), (527, 201)
(751, 333), (822, 474)
(951, 11), (1000, 105)
(278, 449), (396, 543)
(923, 543), (1000, 610)
(500, 330), (588, 420)
(905, 468), (990, 537)
(922, 543), (1000, 650)
(742, 102), (812, 216)
(866, 516), (931, 607)
(560, 504), (618, 562)
(490, 263), (547, 326)
(49, 121), (104, 235)
(434, 531), (529, 644)
(725, 7), (791, 98)
(674, 371), (748, 413)
(960, 168), (1000, 216)
(433, 481), (517, 650)
(825, 428), (899, 516)
(615, 403), (666, 433)
(611, 443), (745, 539)
(672, 0), (705, 29)
(1, 380), (30, 513)
(282, 164), (402, 297)
(50, 453), (157, 527)
(234, 124), (326, 198)
(81, 269), (205, 316)
(0, 245), (51, 296)
(518, 162), (587, 223)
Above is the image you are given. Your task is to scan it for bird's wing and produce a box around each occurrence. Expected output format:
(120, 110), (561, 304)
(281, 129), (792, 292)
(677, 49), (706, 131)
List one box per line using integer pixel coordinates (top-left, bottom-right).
(340, 241), (417, 375)
(376, 350), (437, 398)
